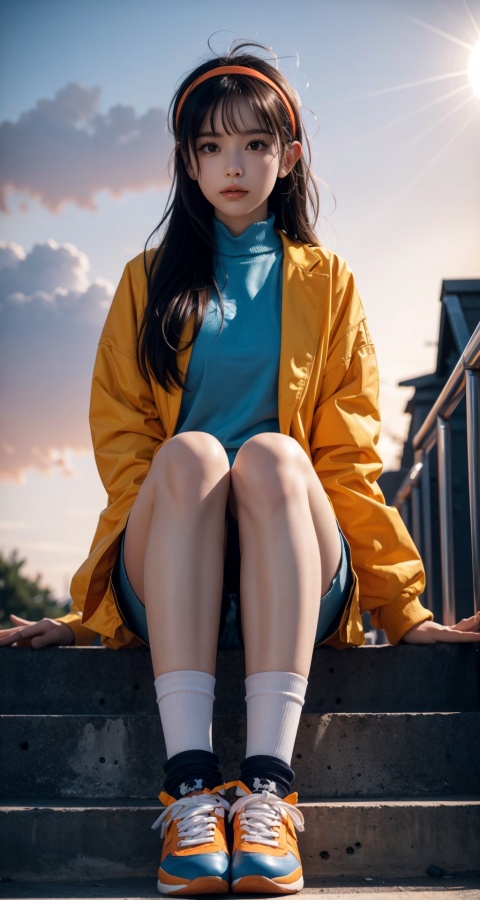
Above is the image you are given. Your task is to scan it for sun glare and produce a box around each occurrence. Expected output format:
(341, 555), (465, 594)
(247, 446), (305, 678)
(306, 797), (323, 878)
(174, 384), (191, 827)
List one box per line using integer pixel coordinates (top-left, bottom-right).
(468, 41), (480, 97)
(319, 2), (480, 224)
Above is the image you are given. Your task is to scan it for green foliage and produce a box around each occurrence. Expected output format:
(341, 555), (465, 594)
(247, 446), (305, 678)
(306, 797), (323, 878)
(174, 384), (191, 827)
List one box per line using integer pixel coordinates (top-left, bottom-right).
(0, 551), (71, 628)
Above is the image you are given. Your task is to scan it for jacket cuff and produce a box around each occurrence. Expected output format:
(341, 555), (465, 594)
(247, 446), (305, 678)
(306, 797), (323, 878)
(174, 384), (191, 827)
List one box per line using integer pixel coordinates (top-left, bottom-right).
(371, 594), (434, 646)
(55, 612), (99, 646)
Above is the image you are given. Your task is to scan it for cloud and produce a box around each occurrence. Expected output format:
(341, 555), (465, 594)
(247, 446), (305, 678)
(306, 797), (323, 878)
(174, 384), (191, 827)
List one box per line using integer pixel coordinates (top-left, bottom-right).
(0, 83), (171, 211)
(0, 240), (114, 481)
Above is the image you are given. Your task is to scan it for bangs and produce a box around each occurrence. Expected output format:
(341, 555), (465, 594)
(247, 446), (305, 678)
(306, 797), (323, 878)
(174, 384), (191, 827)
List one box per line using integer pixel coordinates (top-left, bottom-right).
(177, 76), (291, 163)
(206, 86), (275, 136)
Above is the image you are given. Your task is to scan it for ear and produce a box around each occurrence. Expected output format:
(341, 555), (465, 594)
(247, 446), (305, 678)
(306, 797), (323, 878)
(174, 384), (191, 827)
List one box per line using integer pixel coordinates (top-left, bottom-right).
(278, 141), (302, 178)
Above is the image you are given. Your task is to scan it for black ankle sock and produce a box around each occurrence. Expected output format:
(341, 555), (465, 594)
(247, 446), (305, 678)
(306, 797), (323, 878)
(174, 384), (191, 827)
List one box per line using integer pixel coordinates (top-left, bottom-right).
(239, 755), (295, 799)
(163, 749), (223, 800)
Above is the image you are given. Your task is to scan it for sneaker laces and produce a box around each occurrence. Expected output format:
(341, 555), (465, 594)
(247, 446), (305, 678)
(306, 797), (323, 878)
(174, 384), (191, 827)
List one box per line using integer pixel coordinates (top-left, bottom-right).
(151, 792), (231, 848)
(228, 789), (305, 848)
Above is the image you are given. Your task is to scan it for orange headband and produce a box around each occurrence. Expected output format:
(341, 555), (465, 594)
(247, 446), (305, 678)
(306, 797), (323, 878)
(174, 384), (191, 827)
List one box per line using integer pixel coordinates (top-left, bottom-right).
(175, 65), (297, 138)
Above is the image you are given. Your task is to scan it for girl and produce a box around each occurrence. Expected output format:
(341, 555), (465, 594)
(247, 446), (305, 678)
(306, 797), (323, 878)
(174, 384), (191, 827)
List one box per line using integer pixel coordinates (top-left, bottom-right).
(2, 41), (480, 897)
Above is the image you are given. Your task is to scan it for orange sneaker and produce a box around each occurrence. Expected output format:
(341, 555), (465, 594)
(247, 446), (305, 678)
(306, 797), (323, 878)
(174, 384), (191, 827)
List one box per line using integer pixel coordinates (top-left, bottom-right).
(229, 781), (304, 894)
(152, 785), (231, 895)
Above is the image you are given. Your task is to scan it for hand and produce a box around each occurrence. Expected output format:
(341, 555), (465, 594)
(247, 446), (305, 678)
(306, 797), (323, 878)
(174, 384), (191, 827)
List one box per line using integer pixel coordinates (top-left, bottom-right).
(401, 611), (480, 644)
(0, 615), (75, 648)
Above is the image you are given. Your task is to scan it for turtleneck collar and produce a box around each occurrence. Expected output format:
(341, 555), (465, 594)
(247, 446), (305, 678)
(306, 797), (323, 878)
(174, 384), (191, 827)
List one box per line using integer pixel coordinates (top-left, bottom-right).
(213, 213), (281, 258)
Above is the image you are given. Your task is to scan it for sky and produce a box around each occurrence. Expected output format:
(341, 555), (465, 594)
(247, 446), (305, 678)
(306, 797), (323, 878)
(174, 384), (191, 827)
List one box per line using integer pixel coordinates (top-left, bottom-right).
(1, 0), (479, 600)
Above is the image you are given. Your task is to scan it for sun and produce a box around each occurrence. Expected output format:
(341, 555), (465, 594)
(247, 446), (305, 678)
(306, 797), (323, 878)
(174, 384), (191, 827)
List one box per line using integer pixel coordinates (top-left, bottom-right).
(468, 41), (480, 98)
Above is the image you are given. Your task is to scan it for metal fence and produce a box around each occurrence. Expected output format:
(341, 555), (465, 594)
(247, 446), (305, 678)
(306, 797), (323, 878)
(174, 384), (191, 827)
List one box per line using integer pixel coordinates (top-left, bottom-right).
(394, 322), (480, 625)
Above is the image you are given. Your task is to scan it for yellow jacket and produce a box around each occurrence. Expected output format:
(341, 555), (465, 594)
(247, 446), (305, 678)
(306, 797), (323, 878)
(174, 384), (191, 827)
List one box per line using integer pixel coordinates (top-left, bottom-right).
(59, 233), (433, 649)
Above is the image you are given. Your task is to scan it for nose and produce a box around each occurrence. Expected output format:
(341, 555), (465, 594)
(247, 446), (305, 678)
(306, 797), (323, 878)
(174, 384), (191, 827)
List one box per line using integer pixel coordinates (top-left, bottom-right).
(225, 150), (244, 177)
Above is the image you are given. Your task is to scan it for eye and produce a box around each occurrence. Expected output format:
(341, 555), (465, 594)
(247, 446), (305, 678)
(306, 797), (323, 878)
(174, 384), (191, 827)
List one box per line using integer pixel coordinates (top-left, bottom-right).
(247, 140), (267, 151)
(198, 142), (219, 154)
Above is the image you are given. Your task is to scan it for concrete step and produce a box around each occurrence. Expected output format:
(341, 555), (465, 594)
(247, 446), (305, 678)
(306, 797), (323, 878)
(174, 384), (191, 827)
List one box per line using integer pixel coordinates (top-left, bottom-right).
(1, 797), (479, 881)
(4, 882), (480, 900)
(2, 712), (479, 801)
(2, 644), (479, 715)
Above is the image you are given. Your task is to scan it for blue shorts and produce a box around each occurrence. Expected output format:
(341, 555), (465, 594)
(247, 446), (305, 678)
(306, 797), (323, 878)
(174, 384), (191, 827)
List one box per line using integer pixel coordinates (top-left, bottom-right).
(111, 508), (353, 649)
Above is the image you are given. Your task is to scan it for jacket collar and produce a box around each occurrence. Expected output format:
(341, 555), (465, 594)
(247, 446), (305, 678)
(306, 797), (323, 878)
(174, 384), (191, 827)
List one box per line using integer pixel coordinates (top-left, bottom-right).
(278, 231), (326, 274)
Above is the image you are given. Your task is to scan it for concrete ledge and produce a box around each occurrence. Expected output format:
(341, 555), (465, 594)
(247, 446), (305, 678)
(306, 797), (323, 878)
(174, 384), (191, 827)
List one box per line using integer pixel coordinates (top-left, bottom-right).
(1, 644), (479, 715)
(2, 712), (479, 800)
(1, 799), (479, 881)
(1, 876), (480, 898)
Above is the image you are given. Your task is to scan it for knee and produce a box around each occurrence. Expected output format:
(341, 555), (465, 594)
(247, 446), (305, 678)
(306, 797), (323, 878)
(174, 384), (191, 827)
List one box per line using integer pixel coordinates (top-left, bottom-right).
(231, 434), (308, 511)
(148, 432), (230, 511)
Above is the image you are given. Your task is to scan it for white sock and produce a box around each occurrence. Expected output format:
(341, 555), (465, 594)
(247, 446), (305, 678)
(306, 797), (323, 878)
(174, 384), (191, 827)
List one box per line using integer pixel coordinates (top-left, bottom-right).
(154, 670), (215, 759)
(245, 671), (308, 765)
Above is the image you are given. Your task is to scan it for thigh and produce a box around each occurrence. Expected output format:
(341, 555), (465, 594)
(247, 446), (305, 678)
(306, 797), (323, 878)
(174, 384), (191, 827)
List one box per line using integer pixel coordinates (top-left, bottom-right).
(218, 506), (351, 651)
(231, 433), (342, 596)
(124, 432), (230, 601)
(114, 502), (239, 649)
(302, 454), (342, 595)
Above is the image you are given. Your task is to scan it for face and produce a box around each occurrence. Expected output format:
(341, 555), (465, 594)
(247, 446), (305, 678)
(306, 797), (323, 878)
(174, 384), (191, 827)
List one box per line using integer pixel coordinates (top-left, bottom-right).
(187, 95), (301, 236)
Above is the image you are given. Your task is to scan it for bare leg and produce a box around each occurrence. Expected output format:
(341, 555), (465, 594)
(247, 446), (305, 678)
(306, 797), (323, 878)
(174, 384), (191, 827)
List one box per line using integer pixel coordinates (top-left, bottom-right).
(230, 433), (341, 678)
(123, 432), (231, 678)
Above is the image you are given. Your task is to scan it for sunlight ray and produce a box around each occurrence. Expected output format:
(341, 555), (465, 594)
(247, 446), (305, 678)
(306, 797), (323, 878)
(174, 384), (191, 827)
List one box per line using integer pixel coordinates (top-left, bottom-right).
(434, 0), (478, 41)
(319, 70), (468, 108)
(405, 106), (479, 186)
(389, 107), (479, 209)
(403, 15), (473, 50)
(351, 83), (470, 149)
(463, 0), (480, 38)
(356, 106), (479, 239)
(402, 93), (477, 151)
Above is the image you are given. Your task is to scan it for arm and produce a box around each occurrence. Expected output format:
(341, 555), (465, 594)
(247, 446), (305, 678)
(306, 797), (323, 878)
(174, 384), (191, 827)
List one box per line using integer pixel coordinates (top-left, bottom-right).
(69, 256), (167, 627)
(310, 266), (433, 645)
(310, 265), (480, 644)
(88, 256), (167, 506)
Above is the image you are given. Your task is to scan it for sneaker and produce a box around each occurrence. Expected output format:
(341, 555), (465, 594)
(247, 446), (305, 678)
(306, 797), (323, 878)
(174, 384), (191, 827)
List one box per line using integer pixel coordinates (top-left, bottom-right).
(152, 785), (231, 895)
(229, 781), (305, 894)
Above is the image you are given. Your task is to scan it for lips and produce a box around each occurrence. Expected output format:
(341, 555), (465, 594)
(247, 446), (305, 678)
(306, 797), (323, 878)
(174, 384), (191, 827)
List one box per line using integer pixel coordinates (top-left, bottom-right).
(221, 186), (248, 197)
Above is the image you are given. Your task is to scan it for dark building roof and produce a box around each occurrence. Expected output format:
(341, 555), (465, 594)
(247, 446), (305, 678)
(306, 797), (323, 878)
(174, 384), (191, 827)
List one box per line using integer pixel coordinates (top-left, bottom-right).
(381, 279), (480, 475)
(436, 279), (480, 376)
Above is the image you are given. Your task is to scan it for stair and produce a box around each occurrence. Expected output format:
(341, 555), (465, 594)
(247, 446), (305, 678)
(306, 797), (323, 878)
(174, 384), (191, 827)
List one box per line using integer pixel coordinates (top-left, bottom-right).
(1, 643), (479, 883)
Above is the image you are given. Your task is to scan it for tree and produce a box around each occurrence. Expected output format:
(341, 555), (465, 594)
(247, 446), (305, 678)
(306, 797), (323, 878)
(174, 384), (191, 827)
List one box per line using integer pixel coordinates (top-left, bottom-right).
(0, 551), (71, 628)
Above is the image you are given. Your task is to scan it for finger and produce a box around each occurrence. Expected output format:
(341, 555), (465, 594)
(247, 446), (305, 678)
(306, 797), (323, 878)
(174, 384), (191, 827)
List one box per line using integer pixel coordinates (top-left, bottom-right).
(9, 615), (32, 625)
(0, 626), (24, 639)
(0, 625), (35, 644)
(451, 612), (480, 633)
(0, 621), (48, 646)
(0, 630), (24, 646)
(0, 623), (29, 640)
(434, 628), (480, 642)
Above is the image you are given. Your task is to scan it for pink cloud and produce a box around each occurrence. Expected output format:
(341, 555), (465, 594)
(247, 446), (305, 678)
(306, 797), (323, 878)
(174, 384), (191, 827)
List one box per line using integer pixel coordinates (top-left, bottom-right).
(0, 240), (114, 480)
(0, 84), (171, 211)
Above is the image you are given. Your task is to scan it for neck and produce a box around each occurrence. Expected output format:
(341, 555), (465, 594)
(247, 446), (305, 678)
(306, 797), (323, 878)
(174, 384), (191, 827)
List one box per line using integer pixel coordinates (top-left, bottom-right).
(214, 205), (270, 237)
(213, 213), (280, 258)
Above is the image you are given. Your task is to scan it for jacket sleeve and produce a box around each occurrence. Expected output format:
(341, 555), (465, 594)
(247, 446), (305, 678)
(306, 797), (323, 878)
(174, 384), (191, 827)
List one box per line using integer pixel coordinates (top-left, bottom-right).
(55, 608), (100, 645)
(46, 258), (165, 645)
(89, 259), (167, 508)
(310, 269), (433, 645)
(63, 256), (168, 639)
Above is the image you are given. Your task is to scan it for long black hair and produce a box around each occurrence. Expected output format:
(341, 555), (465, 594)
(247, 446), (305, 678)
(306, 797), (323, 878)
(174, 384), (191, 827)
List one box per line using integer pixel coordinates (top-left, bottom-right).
(138, 41), (320, 392)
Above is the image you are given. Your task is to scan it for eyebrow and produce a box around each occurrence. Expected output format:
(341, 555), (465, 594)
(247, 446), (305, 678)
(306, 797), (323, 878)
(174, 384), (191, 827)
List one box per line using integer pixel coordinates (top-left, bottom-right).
(196, 129), (272, 138)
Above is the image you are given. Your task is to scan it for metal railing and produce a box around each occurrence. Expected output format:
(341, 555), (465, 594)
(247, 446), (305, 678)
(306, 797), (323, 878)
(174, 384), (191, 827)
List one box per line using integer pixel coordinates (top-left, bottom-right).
(394, 322), (480, 624)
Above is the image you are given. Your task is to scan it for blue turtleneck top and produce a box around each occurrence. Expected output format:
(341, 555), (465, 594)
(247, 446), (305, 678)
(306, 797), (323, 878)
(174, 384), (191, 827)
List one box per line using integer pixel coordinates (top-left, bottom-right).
(175, 213), (283, 465)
